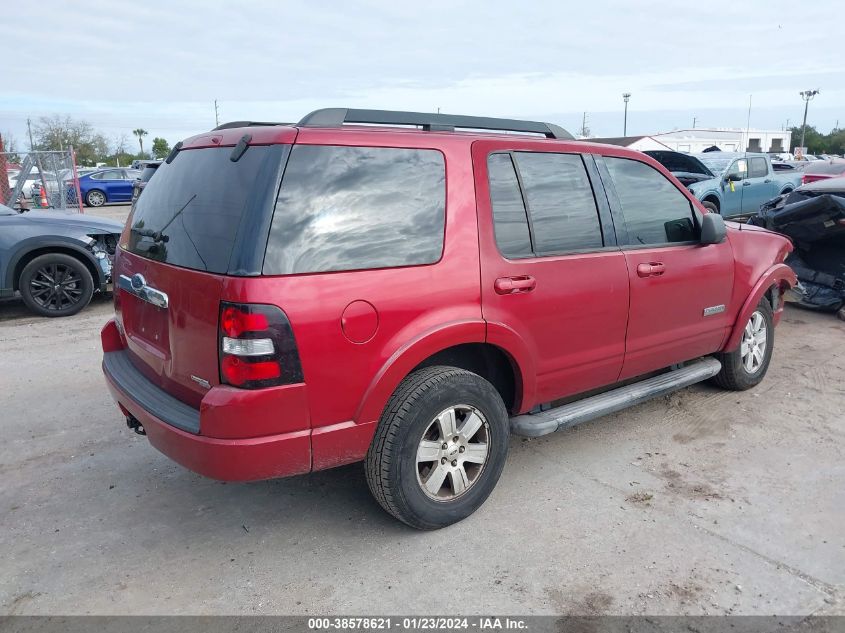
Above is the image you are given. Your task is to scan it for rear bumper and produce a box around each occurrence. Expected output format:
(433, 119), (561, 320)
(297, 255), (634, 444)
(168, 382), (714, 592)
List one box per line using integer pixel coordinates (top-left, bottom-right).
(102, 336), (311, 482)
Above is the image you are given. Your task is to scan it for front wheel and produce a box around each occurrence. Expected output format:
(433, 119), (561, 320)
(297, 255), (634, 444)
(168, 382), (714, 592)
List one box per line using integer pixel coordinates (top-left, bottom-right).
(712, 298), (774, 390)
(365, 366), (510, 530)
(19, 253), (95, 317)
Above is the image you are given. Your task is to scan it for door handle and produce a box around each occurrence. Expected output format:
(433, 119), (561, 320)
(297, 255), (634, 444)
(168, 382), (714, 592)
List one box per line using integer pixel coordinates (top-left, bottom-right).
(764, 179), (772, 183)
(636, 262), (666, 278)
(742, 181), (751, 186)
(494, 275), (536, 295)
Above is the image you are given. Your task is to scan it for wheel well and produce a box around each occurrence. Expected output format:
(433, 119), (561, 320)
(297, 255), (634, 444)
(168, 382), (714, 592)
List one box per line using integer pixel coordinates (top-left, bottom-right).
(13, 247), (100, 292)
(702, 195), (720, 211)
(413, 343), (519, 413)
(781, 187), (793, 194)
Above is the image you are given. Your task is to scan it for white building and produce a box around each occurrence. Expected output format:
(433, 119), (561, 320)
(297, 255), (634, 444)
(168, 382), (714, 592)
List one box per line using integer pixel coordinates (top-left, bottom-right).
(586, 136), (673, 151)
(649, 128), (792, 154)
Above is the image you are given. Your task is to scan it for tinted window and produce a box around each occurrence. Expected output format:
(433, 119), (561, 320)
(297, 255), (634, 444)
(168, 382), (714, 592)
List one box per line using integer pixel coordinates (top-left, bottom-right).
(100, 170), (123, 180)
(605, 157), (696, 245)
(263, 145), (445, 275)
(127, 145), (284, 273)
(513, 152), (602, 254)
(139, 165), (159, 183)
(488, 153), (532, 258)
(749, 157), (768, 178)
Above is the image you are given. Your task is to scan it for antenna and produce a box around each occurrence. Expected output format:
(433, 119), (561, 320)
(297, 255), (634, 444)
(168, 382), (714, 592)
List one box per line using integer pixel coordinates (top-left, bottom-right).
(214, 100), (220, 128)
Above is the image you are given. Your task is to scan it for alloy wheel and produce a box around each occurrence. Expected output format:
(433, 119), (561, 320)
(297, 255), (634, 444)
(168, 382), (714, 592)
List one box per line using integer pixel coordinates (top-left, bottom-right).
(416, 405), (490, 501)
(28, 263), (85, 312)
(740, 310), (768, 373)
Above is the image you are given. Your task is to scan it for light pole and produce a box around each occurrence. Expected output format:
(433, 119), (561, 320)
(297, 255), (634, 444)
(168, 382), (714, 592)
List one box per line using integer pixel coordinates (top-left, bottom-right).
(622, 93), (631, 136)
(799, 89), (819, 151)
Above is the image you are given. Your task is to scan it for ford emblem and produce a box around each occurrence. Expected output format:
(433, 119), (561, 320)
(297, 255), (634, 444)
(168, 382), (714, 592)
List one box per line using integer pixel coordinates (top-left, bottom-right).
(130, 273), (146, 291)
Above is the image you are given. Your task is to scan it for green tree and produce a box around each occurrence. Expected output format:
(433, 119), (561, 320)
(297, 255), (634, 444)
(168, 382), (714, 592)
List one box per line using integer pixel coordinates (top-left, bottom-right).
(133, 128), (148, 156)
(33, 115), (110, 165)
(151, 137), (171, 159)
(789, 125), (828, 154)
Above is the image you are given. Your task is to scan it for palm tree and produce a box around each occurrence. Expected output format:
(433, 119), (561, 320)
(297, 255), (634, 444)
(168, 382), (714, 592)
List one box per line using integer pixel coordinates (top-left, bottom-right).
(133, 128), (148, 156)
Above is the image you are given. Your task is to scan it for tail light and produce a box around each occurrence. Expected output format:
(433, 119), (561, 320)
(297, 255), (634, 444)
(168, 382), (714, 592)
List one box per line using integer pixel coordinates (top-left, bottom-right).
(801, 174), (807, 185)
(218, 302), (304, 389)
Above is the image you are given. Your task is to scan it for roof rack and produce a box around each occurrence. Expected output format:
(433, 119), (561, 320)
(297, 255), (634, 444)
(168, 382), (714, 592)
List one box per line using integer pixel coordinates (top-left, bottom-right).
(296, 108), (573, 140)
(212, 121), (291, 131)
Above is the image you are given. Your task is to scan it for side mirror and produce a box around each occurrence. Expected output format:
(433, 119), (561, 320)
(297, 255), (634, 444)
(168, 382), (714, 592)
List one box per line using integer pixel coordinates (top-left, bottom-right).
(725, 173), (743, 182)
(700, 212), (726, 245)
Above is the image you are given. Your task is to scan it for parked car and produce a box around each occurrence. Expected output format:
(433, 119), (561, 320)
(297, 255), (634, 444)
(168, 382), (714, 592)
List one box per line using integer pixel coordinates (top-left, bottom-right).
(0, 203), (123, 316)
(800, 160), (845, 185)
(691, 152), (802, 217)
(131, 160), (162, 204)
(101, 109), (796, 529)
(70, 168), (141, 207)
(751, 176), (845, 314)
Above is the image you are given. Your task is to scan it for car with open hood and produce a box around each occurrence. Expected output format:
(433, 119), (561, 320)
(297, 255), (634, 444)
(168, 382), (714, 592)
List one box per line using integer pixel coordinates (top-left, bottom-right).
(0, 204), (123, 316)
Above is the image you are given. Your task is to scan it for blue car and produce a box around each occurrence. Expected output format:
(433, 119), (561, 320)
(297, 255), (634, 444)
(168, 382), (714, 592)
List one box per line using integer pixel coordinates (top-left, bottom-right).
(644, 151), (802, 218)
(70, 168), (141, 207)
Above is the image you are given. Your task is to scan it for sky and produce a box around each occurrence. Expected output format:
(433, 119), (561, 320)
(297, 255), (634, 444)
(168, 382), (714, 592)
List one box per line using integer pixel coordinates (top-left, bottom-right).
(2, 0), (843, 151)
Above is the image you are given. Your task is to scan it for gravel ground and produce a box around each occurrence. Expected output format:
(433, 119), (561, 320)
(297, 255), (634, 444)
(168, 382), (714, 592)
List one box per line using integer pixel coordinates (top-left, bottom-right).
(1, 243), (843, 615)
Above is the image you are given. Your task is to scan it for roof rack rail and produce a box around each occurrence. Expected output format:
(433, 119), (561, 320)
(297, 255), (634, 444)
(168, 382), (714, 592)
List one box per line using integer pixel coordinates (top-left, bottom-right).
(212, 121), (291, 131)
(297, 108), (573, 140)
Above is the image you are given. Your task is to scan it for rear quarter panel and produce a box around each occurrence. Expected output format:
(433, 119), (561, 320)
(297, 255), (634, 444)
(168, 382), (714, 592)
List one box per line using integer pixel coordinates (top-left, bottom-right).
(222, 129), (484, 433)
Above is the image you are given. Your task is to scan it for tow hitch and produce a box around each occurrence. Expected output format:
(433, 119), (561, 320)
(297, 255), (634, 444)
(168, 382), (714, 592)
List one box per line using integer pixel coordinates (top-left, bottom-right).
(126, 416), (146, 436)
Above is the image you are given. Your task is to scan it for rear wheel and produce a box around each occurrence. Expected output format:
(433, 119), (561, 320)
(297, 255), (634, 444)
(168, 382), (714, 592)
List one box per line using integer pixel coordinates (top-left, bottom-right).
(19, 253), (94, 317)
(702, 200), (719, 213)
(85, 189), (106, 207)
(365, 366), (510, 530)
(712, 298), (774, 390)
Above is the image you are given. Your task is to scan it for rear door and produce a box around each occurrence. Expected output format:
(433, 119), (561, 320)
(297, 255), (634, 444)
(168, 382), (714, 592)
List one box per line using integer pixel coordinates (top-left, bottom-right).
(597, 155), (734, 380)
(473, 140), (629, 407)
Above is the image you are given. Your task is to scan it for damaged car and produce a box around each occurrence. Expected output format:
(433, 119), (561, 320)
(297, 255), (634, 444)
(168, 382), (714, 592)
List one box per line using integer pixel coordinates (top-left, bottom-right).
(750, 177), (845, 316)
(0, 203), (123, 317)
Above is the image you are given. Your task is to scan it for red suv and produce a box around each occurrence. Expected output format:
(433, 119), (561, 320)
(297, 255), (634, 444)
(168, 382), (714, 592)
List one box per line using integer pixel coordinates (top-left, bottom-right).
(102, 108), (796, 529)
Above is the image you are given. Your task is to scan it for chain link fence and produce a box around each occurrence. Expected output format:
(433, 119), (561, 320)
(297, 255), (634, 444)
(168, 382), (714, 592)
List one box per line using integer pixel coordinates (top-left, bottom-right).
(1, 148), (84, 212)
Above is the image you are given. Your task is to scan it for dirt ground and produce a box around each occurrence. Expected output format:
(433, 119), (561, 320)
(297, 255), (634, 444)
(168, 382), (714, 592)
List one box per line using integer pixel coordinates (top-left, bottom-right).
(1, 282), (843, 614)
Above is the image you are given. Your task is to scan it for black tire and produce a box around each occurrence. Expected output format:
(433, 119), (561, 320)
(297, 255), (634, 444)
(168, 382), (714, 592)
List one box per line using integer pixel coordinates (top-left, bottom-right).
(712, 298), (774, 390)
(365, 366), (510, 530)
(85, 189), (106, 207)
(19, 253), (94, 317)
(702, 200), (719, 214)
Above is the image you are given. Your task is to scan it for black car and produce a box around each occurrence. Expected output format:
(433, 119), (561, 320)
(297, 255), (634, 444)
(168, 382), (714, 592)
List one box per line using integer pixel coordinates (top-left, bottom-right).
(131, 160), (162, 204)
(0, 203), (124, 317)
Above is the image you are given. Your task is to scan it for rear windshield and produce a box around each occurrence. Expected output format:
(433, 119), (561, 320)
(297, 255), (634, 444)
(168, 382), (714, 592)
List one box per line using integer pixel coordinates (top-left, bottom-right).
(126, 145), (283, 273)
(139, 165), (159, 182)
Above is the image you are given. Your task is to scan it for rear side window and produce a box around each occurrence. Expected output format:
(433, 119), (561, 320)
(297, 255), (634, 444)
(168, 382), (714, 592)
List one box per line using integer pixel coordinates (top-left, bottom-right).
(749, 157), (768, 178)
(263, 145), (445, 275)
(488, 153), (532, 258)
(487, 151), (603, 258)
(514, 152), (603, 254)
(126, 145), (284, 273)
(604, 157), (696, 245)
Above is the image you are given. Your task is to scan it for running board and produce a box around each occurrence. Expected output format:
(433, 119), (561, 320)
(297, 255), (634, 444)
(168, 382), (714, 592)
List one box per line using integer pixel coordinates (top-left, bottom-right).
(510, 358), (722, 438)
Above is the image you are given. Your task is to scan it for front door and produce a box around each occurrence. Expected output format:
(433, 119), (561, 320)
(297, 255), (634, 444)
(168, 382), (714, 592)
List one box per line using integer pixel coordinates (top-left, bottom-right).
(473, 141), (630, 409)
(598, 155), (734, 380)
(741, 156), (777, 213)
